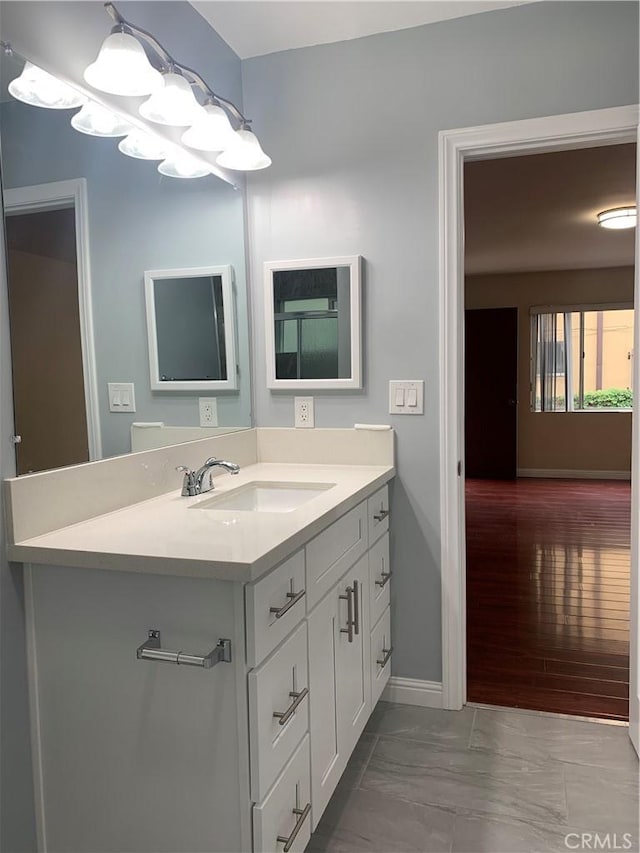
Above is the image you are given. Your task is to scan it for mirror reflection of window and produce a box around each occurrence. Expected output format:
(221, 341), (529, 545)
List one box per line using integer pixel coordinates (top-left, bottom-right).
(154, 275), (227, 381)
(273, 266), (351, 380)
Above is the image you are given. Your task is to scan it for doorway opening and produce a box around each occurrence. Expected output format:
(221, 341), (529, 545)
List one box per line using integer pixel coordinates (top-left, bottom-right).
(463, 144), (635, 720)
(3, 179), (101, 473)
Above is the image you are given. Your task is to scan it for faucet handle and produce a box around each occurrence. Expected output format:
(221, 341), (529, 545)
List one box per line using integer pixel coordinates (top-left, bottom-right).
(176, 465), (196, 497)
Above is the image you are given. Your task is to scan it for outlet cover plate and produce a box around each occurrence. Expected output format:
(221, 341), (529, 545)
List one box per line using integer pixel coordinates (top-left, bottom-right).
(294, 396), (314, 428)
(199, 397), (218, 427)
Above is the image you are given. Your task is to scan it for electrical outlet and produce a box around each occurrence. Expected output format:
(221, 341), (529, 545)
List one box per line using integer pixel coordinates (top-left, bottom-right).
(294, 396), (314, 429)
(199, 397), (218, 427)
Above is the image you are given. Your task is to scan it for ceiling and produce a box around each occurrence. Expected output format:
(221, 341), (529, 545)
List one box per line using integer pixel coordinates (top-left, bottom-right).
(191, 0), (530, 59)
(465, 143), (637, 276)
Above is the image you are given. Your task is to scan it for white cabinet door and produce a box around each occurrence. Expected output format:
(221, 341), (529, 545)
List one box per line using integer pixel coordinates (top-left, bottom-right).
(335, 554), (371, 761)
(307, 587), (342, 829)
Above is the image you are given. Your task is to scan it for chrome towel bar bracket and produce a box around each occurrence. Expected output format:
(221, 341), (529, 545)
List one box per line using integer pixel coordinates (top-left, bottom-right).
(136, 629), (232, 669)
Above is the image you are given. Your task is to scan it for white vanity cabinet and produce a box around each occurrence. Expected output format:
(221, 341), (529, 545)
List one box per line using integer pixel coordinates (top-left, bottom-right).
(21, 482), (392, 853)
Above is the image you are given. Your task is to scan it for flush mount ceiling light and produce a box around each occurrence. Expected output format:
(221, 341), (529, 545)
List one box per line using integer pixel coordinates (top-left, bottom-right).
(7, 60), (87, 109)
(182, 101), (235, 152)
(139, 71), (204, 126)
(597, 207), (637, 230)
(84, 30), (163, 97)
(71, 101), (132, 137)
(158, 150), (212, 179)
(118, 129), (168, 160)
(216, 126), (272, 171)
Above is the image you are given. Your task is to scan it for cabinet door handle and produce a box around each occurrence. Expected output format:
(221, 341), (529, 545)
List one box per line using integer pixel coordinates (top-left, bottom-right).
(375, 570), (393, 588)
(270, 589), (305, 620)
(277, 803), (311, 852)
(339, 585), (354, 643)
(273, 687), (309, 726)
(136, 629), (232, 669)
(353, 579), (360, 636)
(373, 508), (390, 522)
(377, 646), (393, 668)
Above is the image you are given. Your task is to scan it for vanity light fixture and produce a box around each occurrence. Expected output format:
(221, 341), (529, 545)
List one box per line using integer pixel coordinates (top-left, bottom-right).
(118, 129), (168, 160)
(597, 206), (637, 230)
(7, 60), (87, 110)
(86, 2), (271, 170)
(217, 125), (272, 171)
(71, 101), (133, 137)
(84, 30), (163, 96)
(139, 71), (205, 126)
(182, 101), (236, 152)
(158, 150), (212, 179)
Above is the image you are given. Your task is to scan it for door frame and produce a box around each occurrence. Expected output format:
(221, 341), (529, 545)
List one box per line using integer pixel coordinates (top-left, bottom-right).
(438, 104), (640, 743)
(4, 178), (102, 462)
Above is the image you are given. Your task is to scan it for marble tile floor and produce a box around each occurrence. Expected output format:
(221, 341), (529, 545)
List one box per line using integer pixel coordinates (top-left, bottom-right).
(307, 702), (639, 853)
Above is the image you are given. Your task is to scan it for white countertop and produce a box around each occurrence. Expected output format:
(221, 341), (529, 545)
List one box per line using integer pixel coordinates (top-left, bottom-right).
(8, 463), (394, 582)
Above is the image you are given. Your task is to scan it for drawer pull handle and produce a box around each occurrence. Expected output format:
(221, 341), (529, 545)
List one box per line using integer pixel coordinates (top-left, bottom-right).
(373, 508), (390, 522)
(377, 646), (393, 668)
(136, 630), (231, 669)
(273, 687), (309, 726)
(339, 585), (354, 643)
(277, 803), (311, 852)
(375, 571), (393, 588)
(270, 589), (306, 620)
(353, 579), (360, 636)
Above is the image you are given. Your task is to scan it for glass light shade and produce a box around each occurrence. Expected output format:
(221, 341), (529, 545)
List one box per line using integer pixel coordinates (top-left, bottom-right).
(71, 102), (132, 137)
(139, 72), (204, 126)
(157, 151), (211, 179)
(118, 130), (168, 160)
(597, 207), (637, 230)
(181, 103), (235, 151)
(8, 61), (87, 110)
(84, 32), (163, 97)
(216, 129), (271, 171)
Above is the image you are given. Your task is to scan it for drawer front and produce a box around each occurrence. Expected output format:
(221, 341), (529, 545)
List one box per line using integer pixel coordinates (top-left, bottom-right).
(369, 532), (391, 627)
(249, 623), (309, 803)
(246, 550), (306, 668)
(253, 735), (311, 853)
(371, 606), (392, 706)
(305, 503), (367, 610)
(367, 485), (390, 545)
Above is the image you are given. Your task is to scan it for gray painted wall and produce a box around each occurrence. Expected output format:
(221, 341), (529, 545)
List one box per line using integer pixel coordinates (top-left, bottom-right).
(242, 1), (640, 682)
(0, 1), (251, 460)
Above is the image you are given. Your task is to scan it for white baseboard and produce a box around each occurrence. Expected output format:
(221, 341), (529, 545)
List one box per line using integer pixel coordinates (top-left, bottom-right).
(517, 468), (631, 480)
(381, 677), (443, 708)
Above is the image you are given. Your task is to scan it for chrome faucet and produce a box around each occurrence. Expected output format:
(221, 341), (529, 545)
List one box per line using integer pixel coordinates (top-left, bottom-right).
(176, 457), (240, 496)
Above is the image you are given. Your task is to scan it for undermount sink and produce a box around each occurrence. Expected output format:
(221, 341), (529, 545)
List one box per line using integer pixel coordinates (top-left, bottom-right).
(192, 481), (336, 513)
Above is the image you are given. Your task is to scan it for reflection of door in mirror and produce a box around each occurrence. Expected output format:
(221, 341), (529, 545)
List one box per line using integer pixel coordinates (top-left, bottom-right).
(5, 206), (90, 474)
(154, 275), (227, 382)
(273, 267), (351, 380)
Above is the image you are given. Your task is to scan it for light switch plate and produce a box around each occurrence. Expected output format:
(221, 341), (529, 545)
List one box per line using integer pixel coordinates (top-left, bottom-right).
(108, 382), (136, 413)
(389, 380), (424, 415)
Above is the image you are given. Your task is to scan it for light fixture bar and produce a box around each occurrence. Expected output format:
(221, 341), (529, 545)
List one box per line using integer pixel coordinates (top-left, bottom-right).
(103, 2), (248, 126)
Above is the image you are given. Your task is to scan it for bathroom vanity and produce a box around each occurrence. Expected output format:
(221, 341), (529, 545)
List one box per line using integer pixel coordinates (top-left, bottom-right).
(5, 428), (394, 853)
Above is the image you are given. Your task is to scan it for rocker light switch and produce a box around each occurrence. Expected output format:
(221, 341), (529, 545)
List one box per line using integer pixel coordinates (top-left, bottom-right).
(108, 382), (136, 413)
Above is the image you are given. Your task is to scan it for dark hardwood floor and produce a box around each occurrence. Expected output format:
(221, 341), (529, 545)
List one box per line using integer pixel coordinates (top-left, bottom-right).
(466, 478), (631, 720)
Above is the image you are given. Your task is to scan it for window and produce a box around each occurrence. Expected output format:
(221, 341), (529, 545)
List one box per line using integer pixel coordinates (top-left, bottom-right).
(531, 305), (634, 411)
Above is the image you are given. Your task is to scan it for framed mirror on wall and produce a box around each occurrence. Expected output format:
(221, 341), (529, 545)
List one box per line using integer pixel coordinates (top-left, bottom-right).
(145, 266), (237, 391)
(264, 256), (362, 390)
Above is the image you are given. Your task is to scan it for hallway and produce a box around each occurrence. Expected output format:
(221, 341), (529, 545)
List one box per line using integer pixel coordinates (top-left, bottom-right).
(466, 478), (631, 720)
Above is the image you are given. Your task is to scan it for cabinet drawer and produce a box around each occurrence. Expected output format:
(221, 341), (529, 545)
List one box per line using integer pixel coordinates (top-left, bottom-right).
(367, 485), (390, 545)
(249, 623), (309, 803)
(371, 606), (392, 706)
(253, 735), (311, 853)
(369, 532), (391, 627)
(246, 551), (306, 668)
(305, 502), (367, 610)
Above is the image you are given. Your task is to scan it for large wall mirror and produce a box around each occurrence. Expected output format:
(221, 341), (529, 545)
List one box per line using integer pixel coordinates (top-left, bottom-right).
(0, 39), (252, 475)
(145, 266), (237, 391)
(264, 256), (362, 390)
